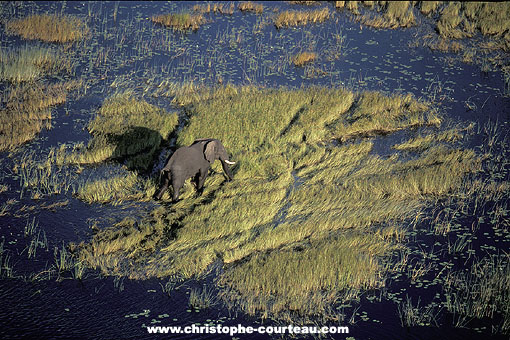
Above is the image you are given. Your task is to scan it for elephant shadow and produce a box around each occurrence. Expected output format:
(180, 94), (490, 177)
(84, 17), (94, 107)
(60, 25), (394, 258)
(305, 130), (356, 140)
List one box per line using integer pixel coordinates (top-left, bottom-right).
(110, 126), (164, 173)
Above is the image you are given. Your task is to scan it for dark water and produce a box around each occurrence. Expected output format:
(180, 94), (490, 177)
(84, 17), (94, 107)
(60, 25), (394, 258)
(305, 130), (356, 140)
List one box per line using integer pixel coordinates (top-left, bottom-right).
(1, 1), (509, 339)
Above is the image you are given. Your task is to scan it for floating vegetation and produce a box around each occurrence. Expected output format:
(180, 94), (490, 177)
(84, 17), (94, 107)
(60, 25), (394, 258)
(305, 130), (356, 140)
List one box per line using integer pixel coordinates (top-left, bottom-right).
(292, 51), (317, 67)
(274, 8), (330, 28)
(15, 149), (77, 198)
(151, 12), (207, 31)
(397, 296), (441, 327)
(5, 14), (88, 43)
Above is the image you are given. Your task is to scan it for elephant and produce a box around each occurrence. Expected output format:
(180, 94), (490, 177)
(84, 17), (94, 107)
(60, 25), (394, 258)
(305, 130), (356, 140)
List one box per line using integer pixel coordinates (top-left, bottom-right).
(153, 138), (235, 202)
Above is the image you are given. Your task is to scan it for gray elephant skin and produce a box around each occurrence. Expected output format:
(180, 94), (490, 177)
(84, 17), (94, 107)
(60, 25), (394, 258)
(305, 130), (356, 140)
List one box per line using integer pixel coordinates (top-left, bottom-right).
(154, 138), (235, 201)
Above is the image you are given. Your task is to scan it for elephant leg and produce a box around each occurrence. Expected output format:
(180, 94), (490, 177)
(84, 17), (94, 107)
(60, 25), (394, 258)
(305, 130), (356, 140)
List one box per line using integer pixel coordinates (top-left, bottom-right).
(196, 168), (208, 195)
(154, 173), (170, 200)
(171, 175), (185, 202)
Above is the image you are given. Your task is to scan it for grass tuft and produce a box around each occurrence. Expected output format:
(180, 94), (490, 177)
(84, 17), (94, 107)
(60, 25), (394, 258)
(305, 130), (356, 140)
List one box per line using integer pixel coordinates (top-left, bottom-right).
(0, 45), (73, 83)
(274, 8), (330, 28)
(6, 14), (88, 43)
(151, 12), (207, 31)
(238, 2), (264, 14)
(292, 51), (317, 67)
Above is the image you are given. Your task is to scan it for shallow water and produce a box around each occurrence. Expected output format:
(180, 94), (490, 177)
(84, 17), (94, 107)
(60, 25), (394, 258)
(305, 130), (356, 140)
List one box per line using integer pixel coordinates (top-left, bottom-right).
(1, 1), (509, 339)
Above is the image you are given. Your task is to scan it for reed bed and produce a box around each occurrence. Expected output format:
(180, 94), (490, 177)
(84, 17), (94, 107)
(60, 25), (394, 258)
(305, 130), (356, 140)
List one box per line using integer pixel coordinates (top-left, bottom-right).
(6, 14), (88, 43)
(78, 85), (479, 319)
(238, 2), (264, 14)
(274, 8), (330, 28)
(151, 13), (207, 31)
(0, 45), (73, 83)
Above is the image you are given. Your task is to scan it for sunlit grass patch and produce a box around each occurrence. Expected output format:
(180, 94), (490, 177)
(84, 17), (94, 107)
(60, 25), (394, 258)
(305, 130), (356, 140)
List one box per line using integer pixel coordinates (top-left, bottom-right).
(6, 14), (88, 43)
(0, 80), (82, 151)
(151, 12), (207, 31)
(64, 91), (178, 171)
(193, 2), (235, 15)
(0, 45), (73, 83)
(420, 1), (441, 16)
(393, 128), (463, 152)
(292, 51), (316, 67)
(331, 91), (440, 142)
(436, 2), (470, 39)
(220, 232), (390, 317)
(77, 171), (154, 204)
(361, 1), (415, 29)
(238, 2), (264, 14)
(79, 85), (480, 319)
(274, 8), (330, 28)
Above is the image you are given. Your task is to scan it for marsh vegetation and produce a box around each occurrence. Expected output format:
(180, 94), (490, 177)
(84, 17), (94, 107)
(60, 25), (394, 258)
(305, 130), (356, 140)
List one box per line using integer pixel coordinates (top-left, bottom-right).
(0, 1), (509, 338)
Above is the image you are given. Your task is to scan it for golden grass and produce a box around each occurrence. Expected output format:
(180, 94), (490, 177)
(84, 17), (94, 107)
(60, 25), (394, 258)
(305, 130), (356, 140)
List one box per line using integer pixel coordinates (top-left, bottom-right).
(420, 1), (442, 16)
(151, 13), (207, 31)
(238, 2), (264, 14)
(76, 172), (154, 205)
(332, 91), (440, 142)
(392, 128), (463, 152)
(292, 51), (317, 66)
(63, 91), (178, 171)
(361, 1), (415, 29)
(0, 45), (73, 83)
(193, 2), (235, 15)
(274, 8), (330, 28)
(6, 14), (88, 43)
(0, 80), (82, 151)
(77, 85), (480, 320)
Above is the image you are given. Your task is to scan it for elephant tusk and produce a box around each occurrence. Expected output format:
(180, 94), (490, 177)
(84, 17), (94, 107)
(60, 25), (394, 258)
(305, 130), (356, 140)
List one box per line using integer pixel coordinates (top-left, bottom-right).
(225, 160), (236, 165)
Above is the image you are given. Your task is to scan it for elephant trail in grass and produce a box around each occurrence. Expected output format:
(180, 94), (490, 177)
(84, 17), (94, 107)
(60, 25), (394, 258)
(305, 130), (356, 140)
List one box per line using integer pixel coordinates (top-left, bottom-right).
(154, 138), (235, 202)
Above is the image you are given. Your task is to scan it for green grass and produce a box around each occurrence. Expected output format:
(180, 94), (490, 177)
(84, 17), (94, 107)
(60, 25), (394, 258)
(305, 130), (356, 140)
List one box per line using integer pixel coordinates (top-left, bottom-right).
(63, 91), (178, 172)
(332, 91), (440, 142)
(6, 14), (88, 43)
(77, 85), (480, 320)
(392, 127), (464, 152)
(0, 45), (73, 83)
(76, 171), (155, 205)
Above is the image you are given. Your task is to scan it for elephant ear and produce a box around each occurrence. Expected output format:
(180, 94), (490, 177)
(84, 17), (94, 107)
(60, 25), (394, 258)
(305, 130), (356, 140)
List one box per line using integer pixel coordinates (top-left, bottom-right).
(204, 140), (217, 163)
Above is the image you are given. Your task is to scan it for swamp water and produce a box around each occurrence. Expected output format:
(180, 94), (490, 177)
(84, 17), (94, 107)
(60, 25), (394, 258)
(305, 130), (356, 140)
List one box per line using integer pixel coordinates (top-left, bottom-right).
(0, 1), (509, 339)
